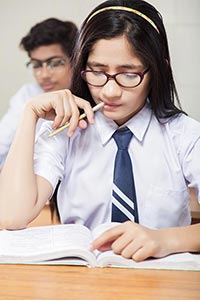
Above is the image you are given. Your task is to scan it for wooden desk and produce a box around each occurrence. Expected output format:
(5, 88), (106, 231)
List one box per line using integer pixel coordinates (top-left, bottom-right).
(0, 264), (199, 300)
(1, 198), (198, 300)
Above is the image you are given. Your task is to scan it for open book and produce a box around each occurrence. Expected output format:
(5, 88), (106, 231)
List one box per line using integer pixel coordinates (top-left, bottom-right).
(0, 223), (200, 270)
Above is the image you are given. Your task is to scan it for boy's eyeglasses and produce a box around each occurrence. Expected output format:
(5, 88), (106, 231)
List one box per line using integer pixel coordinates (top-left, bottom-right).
(81, 69), (149, 88)
(26, 56), (69, 76)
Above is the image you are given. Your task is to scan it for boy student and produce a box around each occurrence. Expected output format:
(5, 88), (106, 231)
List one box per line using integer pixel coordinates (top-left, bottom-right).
(0, 0), (200, 262)
(0, 18), (78, 169)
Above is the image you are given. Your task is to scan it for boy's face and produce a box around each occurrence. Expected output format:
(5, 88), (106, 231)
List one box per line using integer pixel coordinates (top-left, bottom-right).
(29, 44), (72, 92)
(86, 35), (150, 125)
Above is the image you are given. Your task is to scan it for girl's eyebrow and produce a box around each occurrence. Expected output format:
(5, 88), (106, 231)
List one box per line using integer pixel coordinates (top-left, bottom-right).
(87, 61), (143, 70)
(87, 62), (107, 68)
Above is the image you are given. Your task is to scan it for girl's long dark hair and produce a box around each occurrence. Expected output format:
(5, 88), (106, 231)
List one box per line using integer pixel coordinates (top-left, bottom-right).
(71, 0), (186, 120)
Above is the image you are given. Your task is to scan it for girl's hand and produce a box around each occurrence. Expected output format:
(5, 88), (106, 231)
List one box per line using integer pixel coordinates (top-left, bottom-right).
(27, 89), (95, 137)
(91, 221), (175, 262)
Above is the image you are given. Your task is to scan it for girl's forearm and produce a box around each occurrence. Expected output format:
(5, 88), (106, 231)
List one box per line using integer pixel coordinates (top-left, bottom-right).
(0, 103), (39, 229)
(162, 223), (200, 254)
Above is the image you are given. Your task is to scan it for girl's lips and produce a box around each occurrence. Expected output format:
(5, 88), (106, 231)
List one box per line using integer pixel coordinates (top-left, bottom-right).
(103, 103), (121, 109)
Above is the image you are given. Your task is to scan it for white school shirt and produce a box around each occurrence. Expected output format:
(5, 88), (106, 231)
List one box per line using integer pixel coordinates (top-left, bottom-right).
(34, 102), (200, 230)
(0, 83), (43, 168)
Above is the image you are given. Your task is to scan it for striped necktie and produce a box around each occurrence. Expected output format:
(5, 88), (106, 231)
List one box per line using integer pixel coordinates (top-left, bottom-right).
(112, 128), (139, 223)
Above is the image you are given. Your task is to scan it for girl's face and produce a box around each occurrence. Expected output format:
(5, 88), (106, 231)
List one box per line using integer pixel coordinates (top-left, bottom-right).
(86, 35), (150, 125)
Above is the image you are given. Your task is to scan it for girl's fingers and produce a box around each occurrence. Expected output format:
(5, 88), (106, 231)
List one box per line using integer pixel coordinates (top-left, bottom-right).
(47, 91), (69, 129)
(75, 96), (95, 124)
(111, 232), (135, 255)
(53, 89), (94, 136)
(131, 246), (152, 262)
(78, 119), (88, 129)
(66, 92), (85, 136)
(91, 225), (124, 251)
(94, 241), (113, 252)
(52, 103), (70, 129)
(66, 92), (94, 137)
(59, 92), (73, 127)
(120, 240), (142, 259)
(52, 90), (75, 129)
(31, 89), (95, 135)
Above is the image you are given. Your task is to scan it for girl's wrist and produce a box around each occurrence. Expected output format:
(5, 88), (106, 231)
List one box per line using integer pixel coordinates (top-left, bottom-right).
(24, 100), (40, 123)
(161, 225), (200, 255)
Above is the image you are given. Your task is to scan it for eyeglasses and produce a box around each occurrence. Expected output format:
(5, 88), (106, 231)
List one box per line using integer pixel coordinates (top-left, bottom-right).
(81, 69), (149, 88)
(26, 56), (69, 76)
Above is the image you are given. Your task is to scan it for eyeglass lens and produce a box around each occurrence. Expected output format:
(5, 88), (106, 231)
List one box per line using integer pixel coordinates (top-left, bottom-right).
(82, 71), (145, 88)
(27, 57), (67, 76)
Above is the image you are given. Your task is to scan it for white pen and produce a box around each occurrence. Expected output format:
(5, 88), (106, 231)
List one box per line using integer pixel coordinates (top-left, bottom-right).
(48, 102), (104, 138)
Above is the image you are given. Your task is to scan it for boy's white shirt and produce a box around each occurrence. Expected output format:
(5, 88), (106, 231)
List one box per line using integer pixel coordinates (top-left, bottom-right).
(0, 82), (43, 167)
(34, 102), (200, 230)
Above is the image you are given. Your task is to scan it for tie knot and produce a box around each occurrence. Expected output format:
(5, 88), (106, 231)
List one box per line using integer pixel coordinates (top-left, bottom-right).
(113, 128), (133, 150)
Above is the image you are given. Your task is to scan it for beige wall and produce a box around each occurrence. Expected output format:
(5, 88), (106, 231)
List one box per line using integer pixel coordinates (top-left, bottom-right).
(151, 0), (200, 121)
(0, 0), (200, 121)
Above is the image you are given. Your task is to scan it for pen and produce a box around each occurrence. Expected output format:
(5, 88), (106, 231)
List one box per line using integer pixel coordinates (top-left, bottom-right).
(48, 102), (104, 138)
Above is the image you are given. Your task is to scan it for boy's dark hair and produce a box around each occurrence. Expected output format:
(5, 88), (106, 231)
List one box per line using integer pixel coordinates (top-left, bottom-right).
(71, 0), (185, 120)
(20, 18), (78, 58)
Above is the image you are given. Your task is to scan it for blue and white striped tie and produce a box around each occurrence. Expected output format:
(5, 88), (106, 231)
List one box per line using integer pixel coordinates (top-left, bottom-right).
(112, 128), (139, 223)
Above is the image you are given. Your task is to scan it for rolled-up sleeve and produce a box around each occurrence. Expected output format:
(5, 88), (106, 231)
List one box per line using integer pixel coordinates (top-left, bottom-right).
(34, 121), (67, 192)
(181, 121), (200, 203)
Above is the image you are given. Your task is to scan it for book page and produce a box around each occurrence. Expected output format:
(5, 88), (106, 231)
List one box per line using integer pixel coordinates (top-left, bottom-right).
(97, 251), (200, 270)
(0, 224), (96, 265)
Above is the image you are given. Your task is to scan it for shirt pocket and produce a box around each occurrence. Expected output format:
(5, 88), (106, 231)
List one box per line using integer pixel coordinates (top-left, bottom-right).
(141, 185), (190, 228)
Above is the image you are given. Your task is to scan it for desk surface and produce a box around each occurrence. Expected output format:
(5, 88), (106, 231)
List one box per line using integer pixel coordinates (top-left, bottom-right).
(0, 264), (199, 300)
(2, 203), (199, 300)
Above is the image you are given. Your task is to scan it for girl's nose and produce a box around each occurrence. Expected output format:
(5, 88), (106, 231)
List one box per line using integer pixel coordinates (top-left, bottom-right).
(100, 78), (122, 99)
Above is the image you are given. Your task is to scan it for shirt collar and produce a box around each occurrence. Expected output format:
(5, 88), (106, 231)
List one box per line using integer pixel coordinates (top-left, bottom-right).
(95, 102), (152, 145)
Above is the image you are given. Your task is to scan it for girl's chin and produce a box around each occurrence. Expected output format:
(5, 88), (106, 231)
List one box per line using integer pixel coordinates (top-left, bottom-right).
(102, 111), (129, 125)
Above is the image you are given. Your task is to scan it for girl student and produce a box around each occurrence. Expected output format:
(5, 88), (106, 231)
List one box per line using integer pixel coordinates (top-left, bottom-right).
(0, 0), (200, 262)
